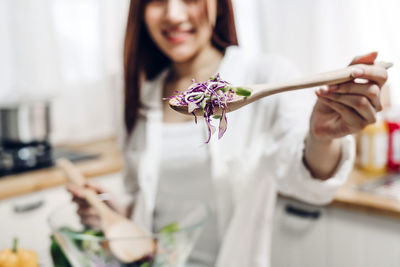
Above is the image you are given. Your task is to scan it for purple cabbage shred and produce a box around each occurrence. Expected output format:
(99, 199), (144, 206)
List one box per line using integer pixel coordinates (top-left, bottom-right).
(167, 73), (235, 143)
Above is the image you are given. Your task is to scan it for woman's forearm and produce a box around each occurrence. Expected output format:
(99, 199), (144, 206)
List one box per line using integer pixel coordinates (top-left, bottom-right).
(303, 132), (342, 180)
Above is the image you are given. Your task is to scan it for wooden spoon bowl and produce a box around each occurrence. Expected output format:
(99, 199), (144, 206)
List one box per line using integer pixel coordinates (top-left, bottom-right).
(57, 158), (156, 263)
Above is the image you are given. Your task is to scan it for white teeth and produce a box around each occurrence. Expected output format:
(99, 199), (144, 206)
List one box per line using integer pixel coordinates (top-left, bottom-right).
(166, 30), (190, 38)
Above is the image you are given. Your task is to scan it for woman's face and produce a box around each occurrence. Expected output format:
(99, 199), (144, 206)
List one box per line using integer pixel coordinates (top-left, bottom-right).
(144, 0), (213, 63)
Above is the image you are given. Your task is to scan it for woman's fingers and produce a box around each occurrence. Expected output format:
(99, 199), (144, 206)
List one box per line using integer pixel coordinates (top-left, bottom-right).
(67, 181), (104, 195)
(327, 83), (382, 111)
(85, 181), (106, 194)
(77, 206), (98, 217)
(318, 91), (376, 124)
(67, 183), (86, 199)
(316, 95), (368, 130)
(67, 181), (108, 229)
(72, 195), (87, 204)
(348, 51), (388, 87)
(68, 182), (107, 201)
(80, 215), (101, 229)
(77, 205), (102, 228)
(68, 184), (91, 210)
(350, 64), (388, 87)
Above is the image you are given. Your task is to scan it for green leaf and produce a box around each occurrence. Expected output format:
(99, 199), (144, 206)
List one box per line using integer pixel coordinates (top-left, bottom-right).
(212, 115), (222, 119)
(159, 222), (180, 234)
(12, 237), (18, 253)
(50, 235), (73, 267)
(220, 86), (230, 92)
(139, 262), (151, 267)
(193, 94), (203, 100)
(200, 98), (207, 112)
(81, 229), (104, 237)
(235, 87), (252, 97)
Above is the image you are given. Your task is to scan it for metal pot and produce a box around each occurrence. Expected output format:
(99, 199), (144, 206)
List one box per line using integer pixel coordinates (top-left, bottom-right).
(0, 101), (51, 145)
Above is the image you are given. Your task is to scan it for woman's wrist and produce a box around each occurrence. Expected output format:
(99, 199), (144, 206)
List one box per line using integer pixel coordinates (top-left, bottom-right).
(303, 131), (342, 180)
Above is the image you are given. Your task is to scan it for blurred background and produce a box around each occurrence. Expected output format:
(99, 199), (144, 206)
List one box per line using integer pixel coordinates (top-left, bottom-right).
(1, 0), (400, 266)
(1, 0), (399, 144)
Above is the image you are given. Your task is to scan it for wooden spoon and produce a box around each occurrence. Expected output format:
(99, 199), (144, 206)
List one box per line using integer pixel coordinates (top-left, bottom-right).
(57, 158), (155, 263)
(169, 61), (393, 116)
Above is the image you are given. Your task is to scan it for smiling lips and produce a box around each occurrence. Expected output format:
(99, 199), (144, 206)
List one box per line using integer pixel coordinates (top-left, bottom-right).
(163, 28), (195, 43)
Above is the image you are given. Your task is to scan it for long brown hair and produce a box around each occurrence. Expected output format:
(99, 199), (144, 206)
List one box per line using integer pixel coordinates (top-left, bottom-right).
(123, 0), (238, 135)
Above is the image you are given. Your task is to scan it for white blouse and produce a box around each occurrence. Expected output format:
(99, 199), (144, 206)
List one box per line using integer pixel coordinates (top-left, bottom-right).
(122, 46), (355, 267)
(154, 121), (219, 267)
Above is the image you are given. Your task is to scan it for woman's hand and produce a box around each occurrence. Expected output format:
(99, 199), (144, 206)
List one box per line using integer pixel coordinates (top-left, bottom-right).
(304, 51), (388, 180)
(310, 51), (388, 141)
(67, 182), (126, 229)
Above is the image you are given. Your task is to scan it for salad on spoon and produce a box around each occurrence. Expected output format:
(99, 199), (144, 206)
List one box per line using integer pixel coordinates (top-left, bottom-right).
(167, 74), (251, 143)
(168, 62), (393, 143)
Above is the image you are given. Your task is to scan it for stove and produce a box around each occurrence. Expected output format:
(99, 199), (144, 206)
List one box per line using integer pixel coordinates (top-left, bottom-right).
(0, 141), (99, 177)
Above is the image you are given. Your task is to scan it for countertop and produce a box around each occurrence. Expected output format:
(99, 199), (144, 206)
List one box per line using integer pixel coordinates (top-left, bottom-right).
(332, 169), (400, 219)
(1, 138), (399, 218)
(0, 138), (123, 200)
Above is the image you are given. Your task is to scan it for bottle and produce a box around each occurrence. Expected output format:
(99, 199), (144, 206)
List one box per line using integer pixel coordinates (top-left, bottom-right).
(358, 114), (388, 174)
(384, 108), (400, 172)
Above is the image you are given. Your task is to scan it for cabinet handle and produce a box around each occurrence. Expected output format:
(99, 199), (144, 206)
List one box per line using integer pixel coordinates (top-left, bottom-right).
(284, 204), (321, 220)
(13, 199), (44, 213)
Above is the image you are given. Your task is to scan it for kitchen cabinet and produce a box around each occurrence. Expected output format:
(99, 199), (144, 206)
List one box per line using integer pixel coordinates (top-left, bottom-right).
(271, 196), (400, 267)
(328, 207), (400, 267)
(0, 172), (125, 266)
(271, 197), (329, 267)
(2, 172), (400, 267)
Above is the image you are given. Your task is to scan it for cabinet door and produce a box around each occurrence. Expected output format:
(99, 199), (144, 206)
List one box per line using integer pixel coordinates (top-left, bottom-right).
(272, 197), (400, 267)
(271, 197), (329, 267)
(0, 186), (70, 265)
(328, 207), (400, 267)
(0, 172), (124, 266)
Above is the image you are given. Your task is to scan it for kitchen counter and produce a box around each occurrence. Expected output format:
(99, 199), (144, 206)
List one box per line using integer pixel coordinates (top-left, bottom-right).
(1, 138), (399, 219)
(332, 169), (400, 219)
(0, 138), (123, 200)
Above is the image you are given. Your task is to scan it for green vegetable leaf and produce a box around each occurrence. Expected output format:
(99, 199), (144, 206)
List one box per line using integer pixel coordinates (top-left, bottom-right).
(50, 235), (72, 267)
(193, 94), (203, 100)
(159, 222), (180, 234)
(212, 115), (222, 119)
(235, 87), (252, 97)
(200, 98), (207, 112)
(82, 229), (104, 237)
(221, 86), (231, 92)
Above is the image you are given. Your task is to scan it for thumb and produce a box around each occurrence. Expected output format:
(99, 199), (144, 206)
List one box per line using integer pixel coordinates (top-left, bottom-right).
(349, 51), (378, 65)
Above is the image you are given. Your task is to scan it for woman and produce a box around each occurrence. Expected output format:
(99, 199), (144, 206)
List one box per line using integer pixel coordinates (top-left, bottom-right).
(68, 0), (388, 266)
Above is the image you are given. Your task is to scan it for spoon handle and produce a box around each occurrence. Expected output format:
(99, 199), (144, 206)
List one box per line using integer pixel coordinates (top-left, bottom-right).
(57, 158), (118, 221)
(249, 61), (393, 100)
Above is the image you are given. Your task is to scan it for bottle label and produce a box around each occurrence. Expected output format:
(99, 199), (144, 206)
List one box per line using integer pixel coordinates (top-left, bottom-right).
(393, 129), (400, 163)
(373, 133), (388, 168)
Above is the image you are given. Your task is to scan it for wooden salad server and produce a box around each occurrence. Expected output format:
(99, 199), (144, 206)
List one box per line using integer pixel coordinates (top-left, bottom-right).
(57, 158), (155, 263)
(169, 61), (393, 116)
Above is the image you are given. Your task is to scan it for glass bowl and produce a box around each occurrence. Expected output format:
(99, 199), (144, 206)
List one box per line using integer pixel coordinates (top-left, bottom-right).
(48, 201), (209, 267)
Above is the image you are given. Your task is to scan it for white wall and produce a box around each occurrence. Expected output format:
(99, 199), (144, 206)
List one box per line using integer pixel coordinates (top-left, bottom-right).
(232, 0), (400, 106)
(0, 0), (129, 144)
